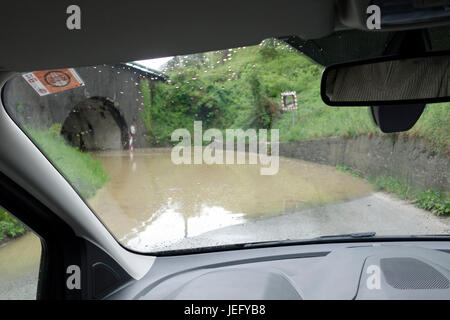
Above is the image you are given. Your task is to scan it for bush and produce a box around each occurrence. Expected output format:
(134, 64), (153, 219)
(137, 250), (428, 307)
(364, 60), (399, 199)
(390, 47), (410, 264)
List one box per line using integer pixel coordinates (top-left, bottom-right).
(48, 123), (62, 139)
(0, 208), (26, 242)
(415, 189), (450, 216)
(336, 165), (362, 178)
(367, 174), (449, 216)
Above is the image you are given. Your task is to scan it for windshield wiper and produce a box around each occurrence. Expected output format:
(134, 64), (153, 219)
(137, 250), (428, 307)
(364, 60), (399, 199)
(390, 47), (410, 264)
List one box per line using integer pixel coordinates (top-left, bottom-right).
(243, 232), (377, 248)
(315, 232), (376, 240)
(156, 233), (450, 256)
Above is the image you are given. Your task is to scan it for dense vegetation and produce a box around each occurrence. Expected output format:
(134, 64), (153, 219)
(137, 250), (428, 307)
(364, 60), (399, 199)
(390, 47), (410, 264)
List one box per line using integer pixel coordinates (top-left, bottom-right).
(0, 124), (109, 243)
(140, 39), (449, 215)
(0, 208), (26, 242)
(140, 39), (449, 154)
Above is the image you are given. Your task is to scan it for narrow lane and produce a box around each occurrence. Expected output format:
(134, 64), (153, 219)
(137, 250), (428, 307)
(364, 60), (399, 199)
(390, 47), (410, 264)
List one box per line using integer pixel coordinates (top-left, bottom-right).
(88, 149), (374, 251)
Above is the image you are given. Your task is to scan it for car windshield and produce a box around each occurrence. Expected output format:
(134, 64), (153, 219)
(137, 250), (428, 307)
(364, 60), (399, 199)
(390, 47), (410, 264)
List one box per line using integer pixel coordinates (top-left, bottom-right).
(2, 38), (449, 253)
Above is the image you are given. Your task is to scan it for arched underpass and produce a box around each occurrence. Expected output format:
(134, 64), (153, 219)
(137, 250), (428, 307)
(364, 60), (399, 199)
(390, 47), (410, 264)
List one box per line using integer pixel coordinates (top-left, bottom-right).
(62, 97), (128, 151)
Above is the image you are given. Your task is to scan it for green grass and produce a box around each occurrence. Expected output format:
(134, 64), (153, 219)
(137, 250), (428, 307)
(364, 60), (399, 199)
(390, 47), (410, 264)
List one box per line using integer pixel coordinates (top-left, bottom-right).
(27, 124), (109, 199)
(336, 165), (363, 178)
(277, 101), (450, 154)
(0, 208), (26, 242)
(415, 189), (450, 215)
(367, 175), (417, 200)
(0, 124), (109, 243)
(407, 103), (450, 154)
(337, 166), (449, 216)
(368, 175), (449, 216)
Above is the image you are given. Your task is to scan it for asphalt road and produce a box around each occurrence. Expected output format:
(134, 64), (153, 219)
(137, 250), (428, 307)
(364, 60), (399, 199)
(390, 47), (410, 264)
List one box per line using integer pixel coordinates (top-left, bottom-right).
(156, 192), (450, 251)
(0, 232), (40, 300)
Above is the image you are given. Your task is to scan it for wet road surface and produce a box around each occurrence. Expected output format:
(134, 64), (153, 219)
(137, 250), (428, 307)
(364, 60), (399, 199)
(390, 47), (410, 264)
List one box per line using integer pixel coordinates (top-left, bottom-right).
(162, 192), (450, 251)
(86, 149), (448, 252)
(0, 232), (41, 300)
(1, 148), (449, 298)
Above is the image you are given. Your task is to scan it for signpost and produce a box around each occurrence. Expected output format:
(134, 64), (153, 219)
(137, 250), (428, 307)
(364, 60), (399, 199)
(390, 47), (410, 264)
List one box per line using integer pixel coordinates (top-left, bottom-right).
(129, 125), (136, 153)
(281, 91), (298, 127)
(129, 125), (136, 169)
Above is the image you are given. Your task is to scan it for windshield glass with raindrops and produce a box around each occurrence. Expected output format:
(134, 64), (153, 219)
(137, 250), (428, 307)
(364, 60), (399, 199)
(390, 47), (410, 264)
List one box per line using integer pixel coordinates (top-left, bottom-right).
(2, 38), (449, 253)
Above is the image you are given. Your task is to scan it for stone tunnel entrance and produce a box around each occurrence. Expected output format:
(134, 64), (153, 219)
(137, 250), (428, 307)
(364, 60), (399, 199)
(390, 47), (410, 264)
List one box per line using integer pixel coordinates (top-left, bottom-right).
(62, 97), (128, 151)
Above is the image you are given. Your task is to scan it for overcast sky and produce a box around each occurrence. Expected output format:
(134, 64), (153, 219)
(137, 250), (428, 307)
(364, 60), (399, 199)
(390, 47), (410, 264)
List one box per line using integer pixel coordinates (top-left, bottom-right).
(135, 57), (173, 72)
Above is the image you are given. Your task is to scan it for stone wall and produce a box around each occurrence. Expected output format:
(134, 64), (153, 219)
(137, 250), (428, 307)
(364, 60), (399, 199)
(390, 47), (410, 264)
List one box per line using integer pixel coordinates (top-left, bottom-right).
(3, 64), (161, 149)
(279, 135), (449, 192)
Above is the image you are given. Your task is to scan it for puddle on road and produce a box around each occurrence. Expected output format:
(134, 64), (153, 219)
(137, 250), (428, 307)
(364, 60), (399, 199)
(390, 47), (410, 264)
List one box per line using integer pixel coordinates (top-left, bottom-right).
(88, 149), (373, 251)
(0, 232), (41, 281)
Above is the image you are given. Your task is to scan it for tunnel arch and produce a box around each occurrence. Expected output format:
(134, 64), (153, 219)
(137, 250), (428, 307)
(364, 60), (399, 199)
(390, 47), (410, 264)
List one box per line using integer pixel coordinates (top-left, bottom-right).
(61, 97), (129, 151)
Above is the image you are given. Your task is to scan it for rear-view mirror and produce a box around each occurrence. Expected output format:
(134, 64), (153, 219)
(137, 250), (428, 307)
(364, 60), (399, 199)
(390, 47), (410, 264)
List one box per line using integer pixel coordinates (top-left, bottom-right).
(321, 52), (450, 106)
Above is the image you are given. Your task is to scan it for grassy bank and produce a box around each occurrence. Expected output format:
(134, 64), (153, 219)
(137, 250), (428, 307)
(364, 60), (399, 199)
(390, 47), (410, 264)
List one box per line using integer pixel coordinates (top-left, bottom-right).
(0, 208), (26, 242)
(140, 39), (449, 154)
(28, 124), (109, 199)
(368, 175), (449, 216)
(337, 166), (449, 216)
(0, 124), (109, 243)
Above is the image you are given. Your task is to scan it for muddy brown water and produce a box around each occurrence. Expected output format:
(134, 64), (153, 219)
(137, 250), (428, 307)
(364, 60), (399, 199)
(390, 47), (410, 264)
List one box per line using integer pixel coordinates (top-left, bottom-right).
(0, 148), (373, 293)
(0, 233), (41, 280)
(88, 148), (373, 251)
(0, 232), (41, 299)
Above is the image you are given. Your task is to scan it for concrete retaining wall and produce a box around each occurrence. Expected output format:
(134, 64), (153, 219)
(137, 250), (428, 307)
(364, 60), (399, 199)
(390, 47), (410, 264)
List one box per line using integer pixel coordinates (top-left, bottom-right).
(279, 135), (449, 192)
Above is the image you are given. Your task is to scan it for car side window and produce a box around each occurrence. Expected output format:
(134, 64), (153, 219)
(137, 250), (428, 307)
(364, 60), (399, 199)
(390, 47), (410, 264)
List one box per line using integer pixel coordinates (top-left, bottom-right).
(0, 208), (42, 300)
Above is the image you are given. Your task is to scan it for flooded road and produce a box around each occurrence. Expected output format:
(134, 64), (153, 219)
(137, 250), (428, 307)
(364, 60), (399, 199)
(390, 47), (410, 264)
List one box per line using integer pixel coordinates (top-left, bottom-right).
(0, 232), (41, 300)
(1, 149), (449, 299)
(88, 149), (373, 251)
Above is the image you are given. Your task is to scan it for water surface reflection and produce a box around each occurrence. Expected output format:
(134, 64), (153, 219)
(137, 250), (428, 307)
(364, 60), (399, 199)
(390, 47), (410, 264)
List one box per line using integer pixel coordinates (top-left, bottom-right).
(89, 149), (373, 251)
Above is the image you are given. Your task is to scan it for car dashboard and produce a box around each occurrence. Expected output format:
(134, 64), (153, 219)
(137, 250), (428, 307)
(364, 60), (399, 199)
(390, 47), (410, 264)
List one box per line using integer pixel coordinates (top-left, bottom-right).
(106, 241), (450, 300)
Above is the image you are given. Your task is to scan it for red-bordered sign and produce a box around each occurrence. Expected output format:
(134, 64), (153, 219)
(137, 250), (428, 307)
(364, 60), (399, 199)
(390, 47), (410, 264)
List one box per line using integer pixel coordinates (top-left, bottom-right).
(281, 91), (298, 111)
(22, 68), (85, 96)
